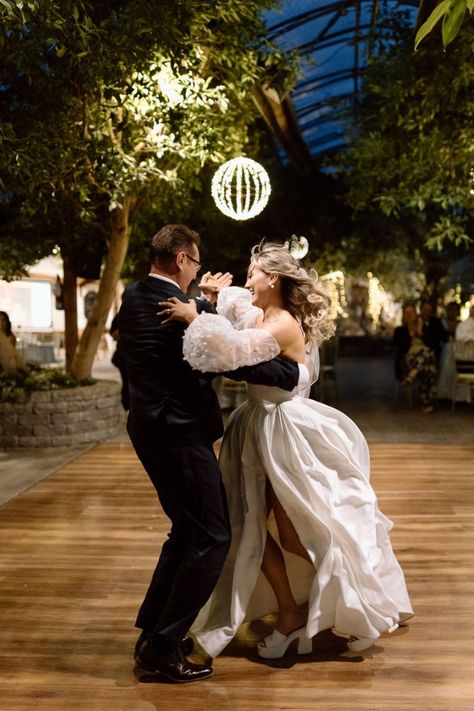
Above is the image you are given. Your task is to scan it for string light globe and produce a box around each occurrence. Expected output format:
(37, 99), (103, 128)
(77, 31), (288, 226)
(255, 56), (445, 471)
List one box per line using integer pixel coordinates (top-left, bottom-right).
(211, 157), (271, 221)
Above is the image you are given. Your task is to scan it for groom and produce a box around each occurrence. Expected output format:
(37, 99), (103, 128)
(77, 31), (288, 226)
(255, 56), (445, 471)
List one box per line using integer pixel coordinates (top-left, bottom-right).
(119, 224), (304, 683)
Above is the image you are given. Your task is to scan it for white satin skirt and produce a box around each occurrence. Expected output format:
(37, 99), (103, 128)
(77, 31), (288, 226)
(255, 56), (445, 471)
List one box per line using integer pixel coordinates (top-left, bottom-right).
(192, 385), (413, 658)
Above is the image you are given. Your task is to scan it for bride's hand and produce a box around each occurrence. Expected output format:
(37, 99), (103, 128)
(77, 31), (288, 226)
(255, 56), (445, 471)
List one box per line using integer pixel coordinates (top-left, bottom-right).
(198, 271), (233, 303)
(158, 297), (198, 325)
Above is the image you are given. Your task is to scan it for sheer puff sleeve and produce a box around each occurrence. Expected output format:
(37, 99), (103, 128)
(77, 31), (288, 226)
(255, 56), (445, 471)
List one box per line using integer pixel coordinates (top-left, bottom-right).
(216, 286), (263, 329)
(183, 289), (281, 372)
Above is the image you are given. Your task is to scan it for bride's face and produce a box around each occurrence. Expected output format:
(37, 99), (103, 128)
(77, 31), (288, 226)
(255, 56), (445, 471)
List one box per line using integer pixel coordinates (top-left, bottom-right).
(245, 264), (271, 306)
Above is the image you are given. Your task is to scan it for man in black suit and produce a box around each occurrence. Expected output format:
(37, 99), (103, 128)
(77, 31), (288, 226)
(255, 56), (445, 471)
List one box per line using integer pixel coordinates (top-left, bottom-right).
(119, 224), (303, 683)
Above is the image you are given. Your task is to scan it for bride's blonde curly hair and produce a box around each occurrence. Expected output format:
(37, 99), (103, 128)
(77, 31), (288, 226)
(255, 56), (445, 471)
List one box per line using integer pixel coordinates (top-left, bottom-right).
(249, 241), (335, 347)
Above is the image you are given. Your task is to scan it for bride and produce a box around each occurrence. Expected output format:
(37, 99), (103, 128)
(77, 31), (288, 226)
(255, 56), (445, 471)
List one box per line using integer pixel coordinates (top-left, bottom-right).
(159, 241), (413, 660)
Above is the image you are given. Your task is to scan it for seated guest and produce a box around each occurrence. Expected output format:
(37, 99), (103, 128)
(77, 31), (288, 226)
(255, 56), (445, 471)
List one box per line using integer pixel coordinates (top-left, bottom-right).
(437, 302), (461, 399)
(442, 301), (461, 339)
(0, 311), (16, 347)
(455, 304), (474, 346)
(452, 304), (474, 403)
(419, 300), (448, 363)
(393, 304), (437, 412)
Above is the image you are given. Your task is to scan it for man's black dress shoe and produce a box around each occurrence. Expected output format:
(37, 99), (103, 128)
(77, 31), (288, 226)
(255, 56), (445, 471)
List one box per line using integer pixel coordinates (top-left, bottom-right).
(134, 630), (150, 660)
(136, 639), (213, 683)
(134, 631), (194, 660)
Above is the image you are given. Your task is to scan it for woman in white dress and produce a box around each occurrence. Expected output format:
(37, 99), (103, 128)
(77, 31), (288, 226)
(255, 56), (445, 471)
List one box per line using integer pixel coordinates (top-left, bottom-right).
(159, 242), (413, 660)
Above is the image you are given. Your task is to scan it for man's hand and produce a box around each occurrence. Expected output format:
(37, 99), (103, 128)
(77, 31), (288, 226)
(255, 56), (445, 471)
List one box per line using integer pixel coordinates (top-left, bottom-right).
(158, 297), (198, 325)
(198, 271), (233, 304)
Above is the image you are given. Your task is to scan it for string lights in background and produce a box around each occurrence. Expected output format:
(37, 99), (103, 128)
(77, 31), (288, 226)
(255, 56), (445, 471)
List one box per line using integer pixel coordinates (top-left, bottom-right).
(320, 270), (347, 320)
(211, 157), (271, 220)
(367, 272), (385, 329)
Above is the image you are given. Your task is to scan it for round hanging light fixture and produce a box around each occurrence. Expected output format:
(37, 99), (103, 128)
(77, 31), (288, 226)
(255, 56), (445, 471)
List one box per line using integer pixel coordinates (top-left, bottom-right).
(211, 157), (271, 221)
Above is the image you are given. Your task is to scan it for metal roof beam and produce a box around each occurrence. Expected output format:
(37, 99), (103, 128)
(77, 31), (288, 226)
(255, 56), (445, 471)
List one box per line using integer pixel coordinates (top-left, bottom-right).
(267, 0), (419, 39)
(297, 92), (354, 119)
(293, 68), (363, 95)
(296, 23), (374, 55)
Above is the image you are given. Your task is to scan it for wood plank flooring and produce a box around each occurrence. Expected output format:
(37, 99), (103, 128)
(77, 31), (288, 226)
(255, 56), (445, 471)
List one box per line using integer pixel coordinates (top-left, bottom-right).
(0, 442), (473, 711)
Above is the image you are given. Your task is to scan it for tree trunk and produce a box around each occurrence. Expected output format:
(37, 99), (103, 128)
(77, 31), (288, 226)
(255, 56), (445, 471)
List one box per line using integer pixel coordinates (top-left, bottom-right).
(0, 331), (29, 375)
(62, 254), (78, 373)
(70, 196), (134, 381)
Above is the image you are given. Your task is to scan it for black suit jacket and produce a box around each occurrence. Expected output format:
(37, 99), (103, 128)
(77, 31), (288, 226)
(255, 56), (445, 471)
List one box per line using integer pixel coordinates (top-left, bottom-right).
(119, 276), (300, 445)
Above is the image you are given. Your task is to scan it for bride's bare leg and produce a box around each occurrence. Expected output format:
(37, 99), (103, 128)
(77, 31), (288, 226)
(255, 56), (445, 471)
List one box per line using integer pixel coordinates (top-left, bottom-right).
(271, 489), (312, 564)
(260, 482), (308, 635)
(261, 532), (306, 635)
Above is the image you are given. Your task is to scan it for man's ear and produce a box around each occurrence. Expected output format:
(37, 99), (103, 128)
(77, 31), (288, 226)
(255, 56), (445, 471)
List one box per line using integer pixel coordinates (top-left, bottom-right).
(175, 252), (186, 271)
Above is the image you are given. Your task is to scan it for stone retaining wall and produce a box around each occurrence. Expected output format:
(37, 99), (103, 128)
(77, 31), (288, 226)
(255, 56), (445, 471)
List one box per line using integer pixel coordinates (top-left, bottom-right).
(0, 380), (121, 449)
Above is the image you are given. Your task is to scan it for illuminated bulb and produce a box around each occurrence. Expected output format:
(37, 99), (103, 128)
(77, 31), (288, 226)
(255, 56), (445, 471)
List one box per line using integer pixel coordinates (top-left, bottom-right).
(211, 157), (271, 221)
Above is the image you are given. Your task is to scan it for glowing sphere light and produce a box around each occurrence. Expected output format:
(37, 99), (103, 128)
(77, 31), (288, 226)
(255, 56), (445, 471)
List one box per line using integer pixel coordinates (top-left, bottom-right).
(211, 157), (271, 221)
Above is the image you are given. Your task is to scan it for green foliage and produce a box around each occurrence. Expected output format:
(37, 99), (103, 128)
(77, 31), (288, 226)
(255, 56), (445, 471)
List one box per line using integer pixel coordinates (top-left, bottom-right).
(0, 0), (290, 277)
(415, 0), (472, 49)
(0, 365), (94, 402)
(336, 20), (474, 252)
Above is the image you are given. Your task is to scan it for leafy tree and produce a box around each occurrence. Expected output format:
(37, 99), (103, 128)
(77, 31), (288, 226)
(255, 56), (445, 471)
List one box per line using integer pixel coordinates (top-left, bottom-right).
(334, 18), (473, 299)
(0, 0), (289, 379)
(415, 0), (473, 49)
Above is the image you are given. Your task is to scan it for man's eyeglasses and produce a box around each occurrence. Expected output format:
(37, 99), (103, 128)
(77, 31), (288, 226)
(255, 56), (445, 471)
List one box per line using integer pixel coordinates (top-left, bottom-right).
(184, 253), (201, 272)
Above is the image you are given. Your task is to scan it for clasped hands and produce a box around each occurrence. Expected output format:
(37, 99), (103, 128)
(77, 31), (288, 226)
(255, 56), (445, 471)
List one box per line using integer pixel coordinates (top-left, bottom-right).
(199, 271), (233, 300)
(158, 270), (232, 325)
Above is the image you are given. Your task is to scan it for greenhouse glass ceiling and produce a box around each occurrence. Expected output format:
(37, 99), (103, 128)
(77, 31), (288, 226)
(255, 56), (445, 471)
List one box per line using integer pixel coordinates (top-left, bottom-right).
(263, 0), (419, 156)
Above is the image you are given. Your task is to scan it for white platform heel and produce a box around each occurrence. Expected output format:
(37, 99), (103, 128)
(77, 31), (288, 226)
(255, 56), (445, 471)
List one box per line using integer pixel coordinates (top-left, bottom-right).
(346, 622), (399, 651)
(346, 636), (375, 651)
(257, 627), (312, 659)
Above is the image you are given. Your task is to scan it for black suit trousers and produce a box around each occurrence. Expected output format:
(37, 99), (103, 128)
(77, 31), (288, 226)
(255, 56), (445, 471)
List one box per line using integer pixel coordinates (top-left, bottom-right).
(127, 413), (231, 643)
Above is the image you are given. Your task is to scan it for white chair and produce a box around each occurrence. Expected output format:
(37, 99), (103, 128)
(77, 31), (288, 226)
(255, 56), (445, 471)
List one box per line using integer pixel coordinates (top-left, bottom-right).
(451, 340), (474, 411)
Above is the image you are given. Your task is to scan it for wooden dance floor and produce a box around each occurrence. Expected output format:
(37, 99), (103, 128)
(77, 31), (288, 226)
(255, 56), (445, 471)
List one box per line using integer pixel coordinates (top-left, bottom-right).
(0, 442), (473, 711)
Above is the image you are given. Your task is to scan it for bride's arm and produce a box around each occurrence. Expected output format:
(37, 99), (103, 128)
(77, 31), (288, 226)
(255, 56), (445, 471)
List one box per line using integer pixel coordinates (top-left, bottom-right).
(216, 287), (263, 329)
(183, 313), (281, 372)
(159, 289), (280, 372)
(157, 294), (310, 386)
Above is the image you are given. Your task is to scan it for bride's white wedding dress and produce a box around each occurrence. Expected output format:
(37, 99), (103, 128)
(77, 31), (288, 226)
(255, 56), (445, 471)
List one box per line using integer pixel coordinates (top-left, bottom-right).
(183, 287), (413, 658)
